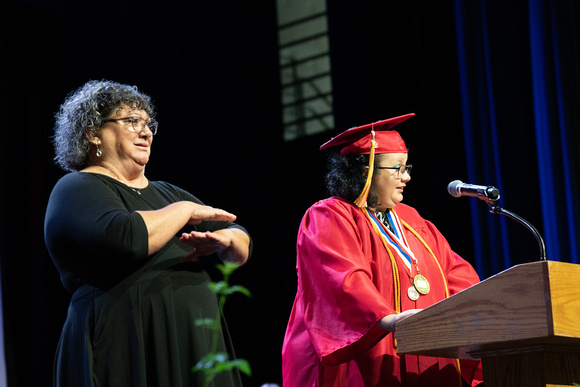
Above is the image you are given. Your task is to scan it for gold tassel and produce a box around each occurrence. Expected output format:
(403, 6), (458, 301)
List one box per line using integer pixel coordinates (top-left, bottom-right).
(354, 130), (376, 208)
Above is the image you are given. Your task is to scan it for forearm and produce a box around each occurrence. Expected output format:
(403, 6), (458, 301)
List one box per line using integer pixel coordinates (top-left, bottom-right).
(214, 228), (250, 264)
(136, 201), (193, 255)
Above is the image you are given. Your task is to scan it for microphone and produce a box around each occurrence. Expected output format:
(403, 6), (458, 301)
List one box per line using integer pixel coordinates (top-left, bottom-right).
(447, 180), (500, 202)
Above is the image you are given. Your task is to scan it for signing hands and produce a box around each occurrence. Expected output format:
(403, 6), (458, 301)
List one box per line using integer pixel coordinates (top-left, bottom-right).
(180, 228), (250, 264)
(186, 203), (237, 225)
(180, 203), (250, 264)
(180, 229), (234, 261)
(182, 203), (239, 262)
(137, 201), (247, 258)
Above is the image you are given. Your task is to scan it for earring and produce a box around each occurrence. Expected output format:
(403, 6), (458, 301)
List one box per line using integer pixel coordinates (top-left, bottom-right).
(96, 146), (102, 157)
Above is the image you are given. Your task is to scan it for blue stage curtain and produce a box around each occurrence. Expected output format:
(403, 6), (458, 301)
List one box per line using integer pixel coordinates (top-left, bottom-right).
(454, 0), (580, 278)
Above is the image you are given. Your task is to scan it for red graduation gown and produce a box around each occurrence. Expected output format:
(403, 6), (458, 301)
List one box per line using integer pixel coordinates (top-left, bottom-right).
(282, 197), (483, 386)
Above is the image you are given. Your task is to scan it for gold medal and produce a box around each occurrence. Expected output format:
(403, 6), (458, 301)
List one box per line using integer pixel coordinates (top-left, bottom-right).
(413, 274), (430, 295)
(407, 285), (420, 301)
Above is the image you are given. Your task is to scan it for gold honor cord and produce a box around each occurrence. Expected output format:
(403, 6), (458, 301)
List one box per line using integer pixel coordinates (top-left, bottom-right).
(362, 208), (401, 348)
(363, 209), (463, 383)
(354, 130), (376, 208)
(400, 220), (449, 298)
(363, 208), (402, 314)
(401, 219), (463, 386)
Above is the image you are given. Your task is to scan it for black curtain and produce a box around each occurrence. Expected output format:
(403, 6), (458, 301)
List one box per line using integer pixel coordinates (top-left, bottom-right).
(1, 1), (579, 386)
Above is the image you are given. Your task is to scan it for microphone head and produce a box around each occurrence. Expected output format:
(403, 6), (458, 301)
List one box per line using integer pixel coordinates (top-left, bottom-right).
(486, 186), (500, 201)
(447, 180), (463, 198)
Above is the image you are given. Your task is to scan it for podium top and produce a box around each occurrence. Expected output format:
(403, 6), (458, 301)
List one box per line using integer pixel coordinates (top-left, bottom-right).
(395, 260), (580, 359)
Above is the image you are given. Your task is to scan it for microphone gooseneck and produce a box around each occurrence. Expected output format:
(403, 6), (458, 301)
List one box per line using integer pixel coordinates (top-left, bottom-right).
(447, 180), (547, 261)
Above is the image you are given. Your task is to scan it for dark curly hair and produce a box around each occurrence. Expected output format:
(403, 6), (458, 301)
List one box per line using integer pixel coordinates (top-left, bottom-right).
(52, 80), (156, 172)
(325, 152), (383, 208)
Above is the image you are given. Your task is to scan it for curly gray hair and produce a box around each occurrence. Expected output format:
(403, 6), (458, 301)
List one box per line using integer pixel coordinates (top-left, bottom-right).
(53, 80), (156, 172)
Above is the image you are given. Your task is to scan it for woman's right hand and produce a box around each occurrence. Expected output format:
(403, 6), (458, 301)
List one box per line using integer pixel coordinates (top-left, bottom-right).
(187, 202), (237, 225)
(377, 309), (422, 332)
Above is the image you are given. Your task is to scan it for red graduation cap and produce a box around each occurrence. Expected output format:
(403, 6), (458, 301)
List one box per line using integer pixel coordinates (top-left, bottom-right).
(320, 113), (415, 207)
(320, 113), (415, 155)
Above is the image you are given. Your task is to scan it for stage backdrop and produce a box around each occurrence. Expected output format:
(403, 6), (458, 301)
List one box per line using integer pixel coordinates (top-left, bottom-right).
(1, 0), (579, 386)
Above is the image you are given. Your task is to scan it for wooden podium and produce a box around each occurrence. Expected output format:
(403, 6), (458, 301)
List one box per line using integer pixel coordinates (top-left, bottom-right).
(395, 260), (580, 387)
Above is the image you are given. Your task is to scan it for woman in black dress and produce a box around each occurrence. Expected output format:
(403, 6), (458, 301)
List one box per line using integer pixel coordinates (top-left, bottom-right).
(45, 80), (251, 386)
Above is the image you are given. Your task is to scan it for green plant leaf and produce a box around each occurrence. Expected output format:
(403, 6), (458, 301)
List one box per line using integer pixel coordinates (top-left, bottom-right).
(192, 261), (251, 386)
(216, 261), (241, 276)
(214, 359), (252, 376)
(209, 282), (252, 298)
(227, 285), (251, 298)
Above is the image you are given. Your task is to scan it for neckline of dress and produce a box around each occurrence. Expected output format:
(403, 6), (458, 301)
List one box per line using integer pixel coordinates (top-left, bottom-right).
(84, 167), (148, 195)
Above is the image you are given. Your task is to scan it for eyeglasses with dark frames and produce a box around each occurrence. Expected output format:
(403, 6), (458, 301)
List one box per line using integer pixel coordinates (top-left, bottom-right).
(102, 116), (158, 135)
(375, 164), (413, 177)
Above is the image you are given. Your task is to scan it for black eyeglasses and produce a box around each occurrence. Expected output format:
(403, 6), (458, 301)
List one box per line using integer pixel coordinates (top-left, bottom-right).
(102, 116), (158, 135)
(375, 164), (413, 177)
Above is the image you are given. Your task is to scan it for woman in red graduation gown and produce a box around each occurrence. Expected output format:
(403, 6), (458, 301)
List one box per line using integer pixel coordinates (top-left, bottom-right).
(282, 114), (483, 386)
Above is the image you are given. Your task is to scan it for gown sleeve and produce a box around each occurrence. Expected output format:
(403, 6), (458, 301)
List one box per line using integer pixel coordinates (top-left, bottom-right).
(297, 200), (394, 365)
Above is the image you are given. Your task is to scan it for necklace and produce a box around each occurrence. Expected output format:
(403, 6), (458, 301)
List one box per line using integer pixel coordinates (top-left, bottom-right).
(95, 166), (143, 195)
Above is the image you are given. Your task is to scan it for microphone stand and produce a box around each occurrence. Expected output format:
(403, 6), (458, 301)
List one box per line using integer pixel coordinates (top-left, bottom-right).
(486, 200), (547, 261)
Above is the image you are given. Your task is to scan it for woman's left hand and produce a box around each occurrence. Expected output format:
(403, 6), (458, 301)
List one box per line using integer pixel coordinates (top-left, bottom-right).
(180, 228), (249, 264)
